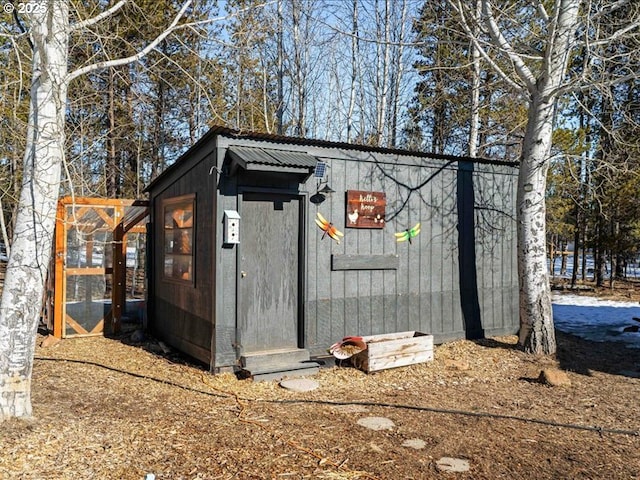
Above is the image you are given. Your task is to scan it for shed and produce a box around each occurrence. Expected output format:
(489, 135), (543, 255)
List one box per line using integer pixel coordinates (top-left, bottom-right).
(145, 126), (519, 378)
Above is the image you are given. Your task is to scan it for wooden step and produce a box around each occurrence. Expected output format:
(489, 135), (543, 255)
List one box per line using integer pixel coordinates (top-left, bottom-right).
(240, 348), (311, 370)
(242, 361), (320, 382)
(239, 348), (319, 382)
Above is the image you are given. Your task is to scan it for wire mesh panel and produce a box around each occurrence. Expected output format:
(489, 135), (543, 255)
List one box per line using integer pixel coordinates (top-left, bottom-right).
(62, 205), (114, 336)
(48, 198), (148, 338)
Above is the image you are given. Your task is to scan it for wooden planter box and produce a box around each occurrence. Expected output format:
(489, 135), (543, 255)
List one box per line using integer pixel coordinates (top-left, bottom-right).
(353, 331), (434, 373)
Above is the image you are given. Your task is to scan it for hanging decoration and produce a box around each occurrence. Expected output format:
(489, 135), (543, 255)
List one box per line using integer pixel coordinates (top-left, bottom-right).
(395, 222), (421, 244)
(315, 212), (344, 244)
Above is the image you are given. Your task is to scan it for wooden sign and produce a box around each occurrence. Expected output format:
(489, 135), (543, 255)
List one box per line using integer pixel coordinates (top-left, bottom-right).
(345, 190), (386, 229)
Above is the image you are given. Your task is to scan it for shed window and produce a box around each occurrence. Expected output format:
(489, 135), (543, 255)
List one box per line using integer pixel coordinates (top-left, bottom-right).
(163, 195), (195, 282)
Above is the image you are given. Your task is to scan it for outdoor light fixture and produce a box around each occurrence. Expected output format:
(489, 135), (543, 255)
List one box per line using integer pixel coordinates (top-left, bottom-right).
(318, 184), (335, 195)
(310, 181), (335, 205)
(523, 183), (533, 192)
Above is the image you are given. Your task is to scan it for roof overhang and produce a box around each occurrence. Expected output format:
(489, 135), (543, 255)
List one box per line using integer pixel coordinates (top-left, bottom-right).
(226, 146), (317, 180)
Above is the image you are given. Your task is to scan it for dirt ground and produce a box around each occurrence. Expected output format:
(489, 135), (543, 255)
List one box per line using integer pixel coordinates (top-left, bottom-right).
(2, 286), (640, 479)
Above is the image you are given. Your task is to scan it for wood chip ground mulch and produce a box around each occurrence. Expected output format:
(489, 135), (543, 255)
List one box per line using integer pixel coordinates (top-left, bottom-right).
(1, 327), (639, 480)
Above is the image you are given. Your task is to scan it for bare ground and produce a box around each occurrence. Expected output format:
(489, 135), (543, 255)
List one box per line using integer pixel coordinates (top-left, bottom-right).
(2, 289), (640, 479)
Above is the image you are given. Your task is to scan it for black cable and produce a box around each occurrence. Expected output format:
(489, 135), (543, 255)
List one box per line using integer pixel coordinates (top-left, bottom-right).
(35, 356), (640, 437)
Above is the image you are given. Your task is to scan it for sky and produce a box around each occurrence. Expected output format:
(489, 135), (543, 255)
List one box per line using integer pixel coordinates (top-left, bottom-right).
(552, 293), (640, 350)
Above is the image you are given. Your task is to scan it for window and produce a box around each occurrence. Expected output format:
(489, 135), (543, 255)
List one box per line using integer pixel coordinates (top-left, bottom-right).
(162, 195), (195, 282)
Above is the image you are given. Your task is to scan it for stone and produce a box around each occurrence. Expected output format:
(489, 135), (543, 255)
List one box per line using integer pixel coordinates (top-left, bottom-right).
(445, 359), (470, 371)
(279, 378), (319, 392)
(130, 329), (145, 343)
(157, 341), (171, 354)
(622, 325), (639, 333)
(402, 438), (426, 450)
(369, 443), (384, 454)
(356, 416), (395, 431)
(40, 335), (61, 348)
(538, 368), (571, 387)
(436, 457), (470, 473)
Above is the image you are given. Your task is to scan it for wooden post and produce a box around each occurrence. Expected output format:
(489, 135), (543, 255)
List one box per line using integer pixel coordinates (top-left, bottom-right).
(53, 201), (67, 338)
(110, 206), (126, 335)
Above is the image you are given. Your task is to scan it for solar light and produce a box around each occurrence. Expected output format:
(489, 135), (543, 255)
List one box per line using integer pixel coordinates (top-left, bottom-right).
(318, 184), (335, 194)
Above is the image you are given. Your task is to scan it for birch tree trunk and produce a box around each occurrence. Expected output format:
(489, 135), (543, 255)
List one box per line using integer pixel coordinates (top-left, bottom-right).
(452, 0), (583, 354)
(516, 94), (556, 353)
(0, 0), (192, 421)
(514, 0), (581, 353)
(0, 0), (69, 419)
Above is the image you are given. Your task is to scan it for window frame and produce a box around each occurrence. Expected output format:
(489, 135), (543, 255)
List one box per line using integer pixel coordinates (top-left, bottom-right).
(161, 194), (196, 285)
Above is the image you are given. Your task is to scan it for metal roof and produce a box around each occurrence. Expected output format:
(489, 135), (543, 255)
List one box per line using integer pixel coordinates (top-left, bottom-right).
(227, 146), (317, 174)
(145, 125), (518, 192)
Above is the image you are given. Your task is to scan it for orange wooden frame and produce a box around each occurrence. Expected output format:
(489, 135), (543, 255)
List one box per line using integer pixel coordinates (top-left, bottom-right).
(46, 197), (148, 338)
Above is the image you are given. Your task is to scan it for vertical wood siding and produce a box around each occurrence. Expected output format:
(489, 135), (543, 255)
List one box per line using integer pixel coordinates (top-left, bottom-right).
(303, 152), (518, 355)
(148, 132), (518, 369)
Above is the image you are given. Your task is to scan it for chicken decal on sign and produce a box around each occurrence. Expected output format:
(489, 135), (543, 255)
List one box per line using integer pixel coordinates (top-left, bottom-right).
(315, 212), (344, 244)
(345, 190), (386, 228)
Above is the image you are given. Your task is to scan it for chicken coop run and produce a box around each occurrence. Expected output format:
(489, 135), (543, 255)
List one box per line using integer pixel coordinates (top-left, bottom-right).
(145, 126), (520, 379)
(44, 197), (148, 338)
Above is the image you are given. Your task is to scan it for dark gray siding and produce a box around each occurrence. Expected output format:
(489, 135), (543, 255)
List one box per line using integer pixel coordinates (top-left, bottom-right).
(148, 143), (216, 365)
(148, 129), (519, 370)
(301, 151), (518, 355)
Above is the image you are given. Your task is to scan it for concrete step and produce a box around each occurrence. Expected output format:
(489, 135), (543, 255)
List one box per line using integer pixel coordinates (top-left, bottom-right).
(240, 348), (310, 370)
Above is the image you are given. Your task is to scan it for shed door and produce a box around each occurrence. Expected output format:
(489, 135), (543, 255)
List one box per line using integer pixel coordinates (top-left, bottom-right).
(239, 192), (302, 352)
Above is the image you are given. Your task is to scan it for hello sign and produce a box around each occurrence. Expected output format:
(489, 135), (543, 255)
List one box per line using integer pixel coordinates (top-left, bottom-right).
(345, 190), (386, 229)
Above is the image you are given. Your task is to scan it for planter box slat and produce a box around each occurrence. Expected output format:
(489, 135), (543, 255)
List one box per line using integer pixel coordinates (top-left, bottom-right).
(355, 331), (433, 373)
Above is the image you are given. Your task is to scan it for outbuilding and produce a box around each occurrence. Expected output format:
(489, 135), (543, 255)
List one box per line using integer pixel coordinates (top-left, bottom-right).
(145, 126), (519, 378)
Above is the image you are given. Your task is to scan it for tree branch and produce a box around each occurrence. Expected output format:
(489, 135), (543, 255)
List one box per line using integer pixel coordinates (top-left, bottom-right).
(69, 0), (128, 33)
(481, 0), (537, 92)
(449, 0), (525, 93)
(66, 0), (192, 84)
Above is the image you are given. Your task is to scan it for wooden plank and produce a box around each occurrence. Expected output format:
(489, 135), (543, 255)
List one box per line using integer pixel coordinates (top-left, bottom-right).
(331, 254), (399, 271)
(90, 318), (105, 334)
(53, 201), (66, 338)
(60, 196), (138, 207)
(94, 207), (116, 229)
(65, 267), (107, 276)
(64, 314), (89, 335)
(362, 330), (417, 342)
(358, 331), (433, 373)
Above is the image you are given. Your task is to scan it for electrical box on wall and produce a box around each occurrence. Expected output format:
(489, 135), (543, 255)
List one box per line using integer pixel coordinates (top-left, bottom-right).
(223, 210), (241, 244)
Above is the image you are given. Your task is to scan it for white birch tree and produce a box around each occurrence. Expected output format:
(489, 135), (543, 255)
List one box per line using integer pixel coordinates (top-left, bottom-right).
(0, 0), (192, 421)
(451, 0), (640, 353)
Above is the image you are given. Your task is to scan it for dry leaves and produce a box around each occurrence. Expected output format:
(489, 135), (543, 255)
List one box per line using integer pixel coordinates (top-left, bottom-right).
(0, 329), (638, 479)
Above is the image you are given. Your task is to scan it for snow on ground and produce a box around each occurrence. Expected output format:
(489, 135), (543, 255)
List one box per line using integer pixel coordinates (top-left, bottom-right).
(552, 293), (640, 349)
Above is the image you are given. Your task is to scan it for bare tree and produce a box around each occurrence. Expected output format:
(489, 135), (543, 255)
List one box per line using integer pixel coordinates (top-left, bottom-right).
(0, 0), (192, 420)
(451, 0), (640, 353)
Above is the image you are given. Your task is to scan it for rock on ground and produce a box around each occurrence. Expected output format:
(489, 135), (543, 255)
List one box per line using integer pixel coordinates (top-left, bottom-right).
(436, 457), (470, 473)
(538, 368), (572, 387)
(356, 416), (395, 431)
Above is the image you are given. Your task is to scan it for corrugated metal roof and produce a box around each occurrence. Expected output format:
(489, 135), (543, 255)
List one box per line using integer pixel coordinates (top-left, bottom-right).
(267, 149), (317, 168)
(145, 125), (518, 192)
(228, 146), (317, 169)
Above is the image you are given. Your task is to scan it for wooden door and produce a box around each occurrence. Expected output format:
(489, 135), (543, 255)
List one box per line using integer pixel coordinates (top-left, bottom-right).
(239, 192), (302, 353)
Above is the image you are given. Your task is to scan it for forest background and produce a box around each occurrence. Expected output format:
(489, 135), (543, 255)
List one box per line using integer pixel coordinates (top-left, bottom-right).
(1, 0), (639, 285)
